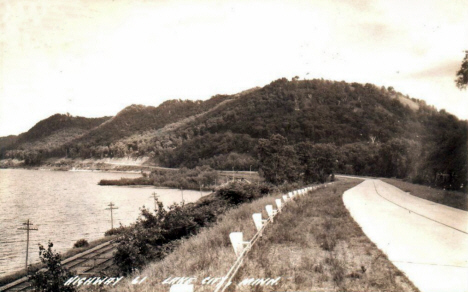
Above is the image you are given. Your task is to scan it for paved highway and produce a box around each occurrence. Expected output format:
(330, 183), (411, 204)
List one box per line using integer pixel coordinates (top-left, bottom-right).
(343, 179), (468, 292)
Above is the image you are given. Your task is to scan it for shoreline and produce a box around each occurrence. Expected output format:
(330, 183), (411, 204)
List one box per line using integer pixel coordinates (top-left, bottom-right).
(0, 157), (156, 174)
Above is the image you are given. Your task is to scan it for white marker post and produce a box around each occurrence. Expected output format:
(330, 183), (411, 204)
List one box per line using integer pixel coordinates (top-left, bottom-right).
(229, 232), (250, 257)
(275, 199), (282, 211)
(282, 195), (288, 202)
(252, 213), (267, 232)
(265, 204), (277, 222)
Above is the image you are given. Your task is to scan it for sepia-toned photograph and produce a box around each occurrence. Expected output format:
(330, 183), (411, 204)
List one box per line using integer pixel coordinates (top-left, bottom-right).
(0, 0), (467, 291)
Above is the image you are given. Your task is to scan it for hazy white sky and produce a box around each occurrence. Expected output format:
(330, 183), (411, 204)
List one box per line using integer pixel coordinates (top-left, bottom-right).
(0, 0), (467, 136)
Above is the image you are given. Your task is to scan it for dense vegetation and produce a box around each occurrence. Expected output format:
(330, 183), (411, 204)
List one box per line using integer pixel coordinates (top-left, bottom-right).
(111, 181), (276, 275)
(99, 166), (219, 190)
(1, 114), (110, 163)
(2, 78), (466, 190)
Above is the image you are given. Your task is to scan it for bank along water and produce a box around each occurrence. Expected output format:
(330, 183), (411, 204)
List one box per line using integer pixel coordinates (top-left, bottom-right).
(0, 169), (209, 276)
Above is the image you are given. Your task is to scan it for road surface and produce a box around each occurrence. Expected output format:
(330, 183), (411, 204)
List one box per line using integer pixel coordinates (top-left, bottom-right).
(343, 179), (468, 292)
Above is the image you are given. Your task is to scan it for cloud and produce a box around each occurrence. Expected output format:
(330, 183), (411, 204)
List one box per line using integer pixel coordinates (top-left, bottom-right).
(405, 60), (461, 80)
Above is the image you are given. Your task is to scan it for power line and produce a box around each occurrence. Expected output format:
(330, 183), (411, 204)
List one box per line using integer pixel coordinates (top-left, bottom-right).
(105, 202), (118, 230)
(18, 219), (38, 271)
(150, 192), (159, 212)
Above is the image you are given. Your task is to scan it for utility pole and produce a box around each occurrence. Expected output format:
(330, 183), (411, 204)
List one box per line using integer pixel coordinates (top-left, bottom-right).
(199, 184), (203, 198)
(18, 219), (38, 271)
(232, 167), (235, 181)
(180, 187), (184, 202)
(105, 202), (118, 230)
(150, 192), (159, 212)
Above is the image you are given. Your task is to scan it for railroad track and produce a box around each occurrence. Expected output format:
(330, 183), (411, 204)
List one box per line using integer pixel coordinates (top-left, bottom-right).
(0, 241), (118, 292)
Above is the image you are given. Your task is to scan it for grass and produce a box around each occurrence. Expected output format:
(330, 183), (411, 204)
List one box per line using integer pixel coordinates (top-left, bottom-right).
(0, 236), (115, 287)
(381, 178), (467, 211)
(103, 179), (419, 292)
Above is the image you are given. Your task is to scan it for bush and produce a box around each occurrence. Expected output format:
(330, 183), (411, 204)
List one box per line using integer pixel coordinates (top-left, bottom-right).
(104, 225), (128, 237)
(113, 181), (274, 274)
(73, 239), (89, 248)
(28, 241), (75, 292)
(215, 181), (273, 205)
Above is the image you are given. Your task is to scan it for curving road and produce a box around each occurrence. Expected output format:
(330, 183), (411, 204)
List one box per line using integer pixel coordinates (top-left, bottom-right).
(343, 179), (468, 292)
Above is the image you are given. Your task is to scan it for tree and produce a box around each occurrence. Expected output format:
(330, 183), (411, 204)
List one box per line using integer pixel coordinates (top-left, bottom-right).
(28, 241), (75, 292)
(257, 134), (300, 184)
(455, 50), (468, 90)
(297, 142), (337, 183)
(377, 138), (413, 178)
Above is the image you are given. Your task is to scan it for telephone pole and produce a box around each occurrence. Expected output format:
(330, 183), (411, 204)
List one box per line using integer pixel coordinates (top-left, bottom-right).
(180, 187), (184, 202)
(18, 219), (38, 271)
(105, 202), (118, 230)
(150, 192), (159, 212)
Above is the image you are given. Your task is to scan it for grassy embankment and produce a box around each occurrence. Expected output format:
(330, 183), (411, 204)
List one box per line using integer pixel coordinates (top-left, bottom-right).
(382, 178), (467, 211)
(0, 236), (116, 287)
(108, 178), (419, 292)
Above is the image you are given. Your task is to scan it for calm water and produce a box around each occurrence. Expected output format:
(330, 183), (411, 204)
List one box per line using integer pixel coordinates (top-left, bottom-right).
(0, 169), (209, 276)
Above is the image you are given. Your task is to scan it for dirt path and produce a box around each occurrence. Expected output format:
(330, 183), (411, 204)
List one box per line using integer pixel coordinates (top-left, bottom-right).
(343, 179), (468, 292)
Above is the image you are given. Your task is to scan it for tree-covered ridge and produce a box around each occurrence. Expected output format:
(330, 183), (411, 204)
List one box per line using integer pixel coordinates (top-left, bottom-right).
(61, 95), (232, 157)
(1, 78), (466, 190)
(187, 78), (421, 144)
(0, 114), (110, 157)
(14, 114), (110, 146)
(153, 79), (466, 190)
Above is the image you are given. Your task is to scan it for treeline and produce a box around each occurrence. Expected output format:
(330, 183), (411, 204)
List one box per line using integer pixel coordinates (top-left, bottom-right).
(257, 132), (466, 191)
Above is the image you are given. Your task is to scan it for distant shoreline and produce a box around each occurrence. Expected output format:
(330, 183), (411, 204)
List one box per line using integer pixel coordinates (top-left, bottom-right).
(0, 157), (156, 174)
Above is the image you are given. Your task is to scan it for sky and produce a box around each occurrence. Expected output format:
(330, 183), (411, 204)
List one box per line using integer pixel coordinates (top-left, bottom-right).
(0, 0), (467, 136)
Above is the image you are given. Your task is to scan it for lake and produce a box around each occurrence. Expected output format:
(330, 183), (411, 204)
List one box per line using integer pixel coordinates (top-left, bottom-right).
(0, 169), (209, 276)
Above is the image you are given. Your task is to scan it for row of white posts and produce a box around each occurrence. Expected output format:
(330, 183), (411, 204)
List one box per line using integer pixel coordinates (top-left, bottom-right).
(212, 184), (330, 292)
(170, 184), (331, 292)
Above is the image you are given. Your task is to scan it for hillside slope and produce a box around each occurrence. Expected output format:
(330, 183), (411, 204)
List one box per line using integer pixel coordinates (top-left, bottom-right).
(2, 78), (466, 190)
(0, 114), (110, 157)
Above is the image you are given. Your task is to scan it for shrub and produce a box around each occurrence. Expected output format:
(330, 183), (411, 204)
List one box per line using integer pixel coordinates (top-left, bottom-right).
(28, 241), (75, 292)
(104, 225), (128, 237)
(113, 181), (274, 274)
(73, 239), (89, 248)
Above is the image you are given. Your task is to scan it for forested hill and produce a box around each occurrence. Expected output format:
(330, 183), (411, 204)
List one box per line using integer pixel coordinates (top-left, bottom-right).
(0, 95), (233, 158)
(2, 78), (466, 190)
(0, 114), (110, 152)
(66, 95), (232, 151)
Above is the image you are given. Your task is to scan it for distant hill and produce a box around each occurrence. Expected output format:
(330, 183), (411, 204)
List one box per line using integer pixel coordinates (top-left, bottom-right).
(117, 78), (438, 167)
(0, 114), (110, 155)
(0, 135), (18, 152)
(67, 94), (232, 150)
(2, 79), (466, 190)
